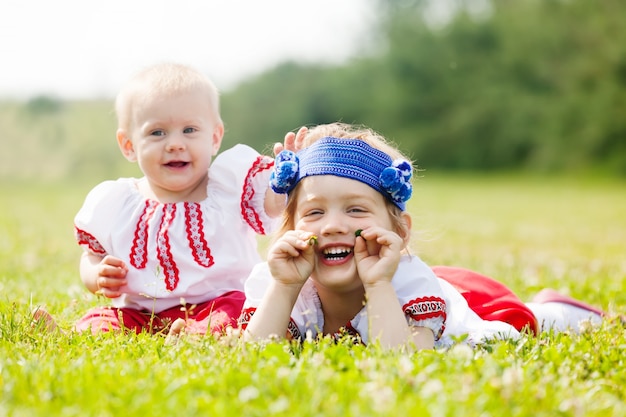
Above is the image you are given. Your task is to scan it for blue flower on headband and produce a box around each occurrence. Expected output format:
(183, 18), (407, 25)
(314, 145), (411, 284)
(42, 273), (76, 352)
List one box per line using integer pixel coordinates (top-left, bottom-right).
(379, 159), (413, 206)
(270, 150), (299, 194)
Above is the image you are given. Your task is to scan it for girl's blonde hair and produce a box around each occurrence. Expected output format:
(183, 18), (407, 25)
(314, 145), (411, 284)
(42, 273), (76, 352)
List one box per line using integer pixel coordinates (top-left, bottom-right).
(276, 122), (414, 240)
(114, 63), (222, 132)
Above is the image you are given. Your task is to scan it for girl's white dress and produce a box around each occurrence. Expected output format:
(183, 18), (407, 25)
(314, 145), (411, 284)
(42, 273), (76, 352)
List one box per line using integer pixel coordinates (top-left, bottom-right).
(74, 145), (278, 313)
(241, 255), (520, 347)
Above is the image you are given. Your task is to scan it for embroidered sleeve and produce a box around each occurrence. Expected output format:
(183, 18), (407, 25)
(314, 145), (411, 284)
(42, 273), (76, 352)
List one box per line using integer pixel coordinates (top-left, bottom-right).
(210, 145), (279, 235)
(74, 227), (107, 256)
(403, 296), (447, 341)
(238, 307), (302, 341)
(240, 155), (275, 235)
(74, 180), (130, 257)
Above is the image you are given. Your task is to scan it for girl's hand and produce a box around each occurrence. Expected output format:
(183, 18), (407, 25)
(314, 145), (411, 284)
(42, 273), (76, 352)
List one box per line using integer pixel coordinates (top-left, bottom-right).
(267, 230), (316, 286)
(94, 255), (128, 298)
(273, 126), (308, 155)
(353, 227), (403, 288)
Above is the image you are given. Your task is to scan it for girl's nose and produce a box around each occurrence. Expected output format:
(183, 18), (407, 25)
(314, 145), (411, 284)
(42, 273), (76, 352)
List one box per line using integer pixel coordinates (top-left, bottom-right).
(320, 212), (349, 236)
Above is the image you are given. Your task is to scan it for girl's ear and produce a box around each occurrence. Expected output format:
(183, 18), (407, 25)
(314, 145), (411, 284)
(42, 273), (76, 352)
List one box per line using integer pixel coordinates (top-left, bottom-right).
(397, 212), (413, 247)
(117, 129), (137, 162)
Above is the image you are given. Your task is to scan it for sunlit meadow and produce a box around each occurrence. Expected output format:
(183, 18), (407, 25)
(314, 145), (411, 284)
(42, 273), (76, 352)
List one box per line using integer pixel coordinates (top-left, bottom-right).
(1, 174), (625, 416)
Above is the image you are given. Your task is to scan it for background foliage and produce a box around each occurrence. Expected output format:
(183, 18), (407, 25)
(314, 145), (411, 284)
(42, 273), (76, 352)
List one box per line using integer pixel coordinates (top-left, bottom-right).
(2, 0), (625, 182)
(222, 0), (626, 175)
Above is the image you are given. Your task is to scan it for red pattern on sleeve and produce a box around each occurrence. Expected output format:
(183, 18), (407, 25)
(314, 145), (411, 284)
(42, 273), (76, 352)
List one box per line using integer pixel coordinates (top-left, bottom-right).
(403, 296), (447, 322)
(240, 156), (274, 235)
(74, 227), (107, 255)
(184, 202), (214, 268)
(238, 307), (302, 341)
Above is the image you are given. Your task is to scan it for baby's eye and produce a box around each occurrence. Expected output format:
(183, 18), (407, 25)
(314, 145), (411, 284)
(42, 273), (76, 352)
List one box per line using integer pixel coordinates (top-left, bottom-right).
(183, 127), (197, 134)
(150, 129), (165, 137)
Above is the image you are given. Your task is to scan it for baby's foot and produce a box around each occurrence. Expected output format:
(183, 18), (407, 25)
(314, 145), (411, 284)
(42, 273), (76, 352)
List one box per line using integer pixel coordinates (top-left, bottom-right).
(164, 318), (186, 345)
(31, 307), (64, 334)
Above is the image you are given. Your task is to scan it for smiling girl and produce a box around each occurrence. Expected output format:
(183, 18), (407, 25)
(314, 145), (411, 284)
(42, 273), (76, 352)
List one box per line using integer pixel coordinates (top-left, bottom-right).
(239, 123), (607, 350)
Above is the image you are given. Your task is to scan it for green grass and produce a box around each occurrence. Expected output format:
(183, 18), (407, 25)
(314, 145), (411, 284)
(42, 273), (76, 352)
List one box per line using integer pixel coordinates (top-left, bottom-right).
(1, 175), (625, 416)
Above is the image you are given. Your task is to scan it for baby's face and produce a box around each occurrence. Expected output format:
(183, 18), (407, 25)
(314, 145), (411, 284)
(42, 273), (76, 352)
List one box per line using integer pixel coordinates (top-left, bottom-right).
(123, 90), (223, 202)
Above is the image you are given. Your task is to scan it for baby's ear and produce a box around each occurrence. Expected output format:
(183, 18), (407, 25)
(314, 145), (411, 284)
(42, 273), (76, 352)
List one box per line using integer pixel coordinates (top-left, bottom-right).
(117, 129), (137, 162)
(211, 122), (224, 156)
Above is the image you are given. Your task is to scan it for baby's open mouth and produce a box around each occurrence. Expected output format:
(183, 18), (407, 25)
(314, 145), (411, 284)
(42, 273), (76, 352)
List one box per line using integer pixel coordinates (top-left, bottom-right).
(166, 161), (189, 168)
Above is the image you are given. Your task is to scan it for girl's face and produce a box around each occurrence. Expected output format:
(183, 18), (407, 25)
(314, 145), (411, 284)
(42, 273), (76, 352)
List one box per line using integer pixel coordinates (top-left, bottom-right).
(294, 175), (399, 290)
(117, 90), (223, 203)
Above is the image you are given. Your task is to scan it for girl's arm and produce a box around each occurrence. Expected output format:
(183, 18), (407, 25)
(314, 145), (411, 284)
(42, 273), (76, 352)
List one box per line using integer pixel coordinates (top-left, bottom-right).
(243, 280), (304, 341)
(79, 252), (128, 298)
(355, 227), (435, 350)
(243, 230), (315, 341)
(365, 281), (434, 349)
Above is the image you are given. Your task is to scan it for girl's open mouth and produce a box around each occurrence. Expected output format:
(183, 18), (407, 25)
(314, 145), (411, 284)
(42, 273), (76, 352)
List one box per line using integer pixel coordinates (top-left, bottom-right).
(323, 246), (352, 261)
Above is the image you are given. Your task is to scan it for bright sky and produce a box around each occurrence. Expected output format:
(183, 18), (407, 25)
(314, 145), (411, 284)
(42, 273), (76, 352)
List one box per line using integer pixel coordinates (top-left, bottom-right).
(0, 0), (375, 100)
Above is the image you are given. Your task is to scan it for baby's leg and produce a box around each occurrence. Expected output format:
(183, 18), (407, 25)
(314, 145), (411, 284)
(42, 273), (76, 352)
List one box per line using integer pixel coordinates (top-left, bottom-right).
(31, 307), (64, 334)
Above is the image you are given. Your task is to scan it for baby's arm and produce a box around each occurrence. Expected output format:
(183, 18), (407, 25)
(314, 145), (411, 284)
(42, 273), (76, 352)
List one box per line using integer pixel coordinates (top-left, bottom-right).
(79, 252), (128, 298)
(243, 230), (315, 341)
(264, 127), (308, 217)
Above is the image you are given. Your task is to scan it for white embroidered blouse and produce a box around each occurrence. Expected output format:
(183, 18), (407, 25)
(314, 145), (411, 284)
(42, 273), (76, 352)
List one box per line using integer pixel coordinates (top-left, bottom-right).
(241, 255), (519, 347)
(74, 144), (278, 313)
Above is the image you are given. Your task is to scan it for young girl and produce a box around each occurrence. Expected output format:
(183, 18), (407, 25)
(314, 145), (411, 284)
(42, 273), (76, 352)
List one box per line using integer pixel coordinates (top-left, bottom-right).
(239, 123), (606, 350)
(35, 63), (300, 337)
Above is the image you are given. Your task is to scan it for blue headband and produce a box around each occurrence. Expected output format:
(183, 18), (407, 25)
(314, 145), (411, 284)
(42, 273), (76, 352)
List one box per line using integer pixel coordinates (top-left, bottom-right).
(269, 136), (412, 211)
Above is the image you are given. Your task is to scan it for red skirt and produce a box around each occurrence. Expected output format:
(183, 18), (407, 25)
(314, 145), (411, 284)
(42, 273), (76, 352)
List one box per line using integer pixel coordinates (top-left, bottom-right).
(74, 290), (245, 336)
(432, 266), (539, 334)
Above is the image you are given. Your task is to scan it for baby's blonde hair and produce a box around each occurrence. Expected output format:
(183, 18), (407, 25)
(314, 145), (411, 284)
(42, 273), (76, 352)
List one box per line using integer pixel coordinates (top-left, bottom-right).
(115, 63), (222, 132)
(277, 122), (414, 239)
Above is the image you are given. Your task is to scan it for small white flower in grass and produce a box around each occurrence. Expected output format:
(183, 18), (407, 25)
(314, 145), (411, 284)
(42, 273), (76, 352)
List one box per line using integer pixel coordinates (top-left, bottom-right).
(421, 379), (445, 398)
(269, 397), (289, 413)
(362, 382), (396, 413)
(238, 386), (259, 403)
(397, 356), (414, 377)
(501, 366), (523, 387)
(448, 343), (474, 361)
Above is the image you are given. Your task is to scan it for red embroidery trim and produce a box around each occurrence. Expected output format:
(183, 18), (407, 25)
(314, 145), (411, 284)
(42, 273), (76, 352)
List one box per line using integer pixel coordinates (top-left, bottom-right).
(403, 296), (447, 340)
(184, 202), (214, 268)
(157, 204), (180, 291)
(238, 308), (302, 341)
(240, 156), (274, 235)
(286, 318), (302, 341)
(130, 200), (158, 269)
(403, 296), (447, 323)
(75, 227), (107, 255)
(237, 307), (254, 329)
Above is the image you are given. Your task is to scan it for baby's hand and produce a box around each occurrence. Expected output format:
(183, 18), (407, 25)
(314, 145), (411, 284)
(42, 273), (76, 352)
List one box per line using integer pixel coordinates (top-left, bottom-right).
(267, 230), (316, 286)
(95, 255), (128, 298)
(273, 126), (308, 156)
(353, 227), (403, 287)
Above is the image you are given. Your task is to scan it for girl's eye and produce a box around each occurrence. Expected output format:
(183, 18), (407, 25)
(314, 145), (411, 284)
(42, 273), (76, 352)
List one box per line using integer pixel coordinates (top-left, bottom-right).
(303, 209), (323, 217)
(183, 127), (196, 134)
(150, 130), (165, 137)
(348, 207), (367, 213)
